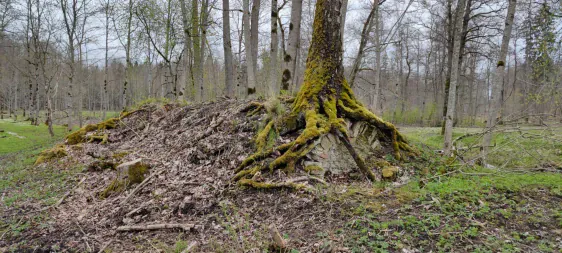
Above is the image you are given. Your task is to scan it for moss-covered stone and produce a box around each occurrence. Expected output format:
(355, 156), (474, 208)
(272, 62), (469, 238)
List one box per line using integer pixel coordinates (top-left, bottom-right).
(35, 145), (67, 165)
(128, 162), (150, 184)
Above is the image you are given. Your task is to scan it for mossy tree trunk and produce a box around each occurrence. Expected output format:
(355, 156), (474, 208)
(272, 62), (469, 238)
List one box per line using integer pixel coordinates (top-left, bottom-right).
(235, 0), (414, 188)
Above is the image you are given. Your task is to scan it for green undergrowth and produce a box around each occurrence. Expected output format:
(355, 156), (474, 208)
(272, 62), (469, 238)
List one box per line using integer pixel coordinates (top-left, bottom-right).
(401, 126), (562, 168)
(0, 120), (82, 243)
(0, 119), (67, 155)
(331, 168), (562, 252)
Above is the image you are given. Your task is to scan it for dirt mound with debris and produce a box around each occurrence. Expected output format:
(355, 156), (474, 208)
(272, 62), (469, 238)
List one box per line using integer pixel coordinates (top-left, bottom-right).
(11, 99), (415, 252)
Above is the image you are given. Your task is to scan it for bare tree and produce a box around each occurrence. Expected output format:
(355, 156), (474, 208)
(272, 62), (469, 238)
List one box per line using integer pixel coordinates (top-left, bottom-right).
(222, 0), (235, 97)
(268, 0), (279, 96)
(443, 0), (468, 155)
(280, 0), (302, 93)
(243, 0), (257, 96)
(481, 0), (517, 162)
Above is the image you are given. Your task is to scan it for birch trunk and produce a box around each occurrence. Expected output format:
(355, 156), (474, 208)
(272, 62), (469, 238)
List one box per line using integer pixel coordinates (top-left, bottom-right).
(443, 0), (467, 155)
(481, 0), (516, 161)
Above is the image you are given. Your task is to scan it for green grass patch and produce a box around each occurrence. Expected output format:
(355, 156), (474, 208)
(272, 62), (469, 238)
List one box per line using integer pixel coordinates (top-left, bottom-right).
(338, 170), (562, 252)
(0, 120), (81, 242)
(401, 126), (562, 168)
(0, 119), (67, 155)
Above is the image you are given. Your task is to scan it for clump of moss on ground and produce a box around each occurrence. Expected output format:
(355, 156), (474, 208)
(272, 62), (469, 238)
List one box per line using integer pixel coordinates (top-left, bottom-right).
(99, 162), (150, 198)
(66, 117), (119, 145)
(34, 145), (67, 165)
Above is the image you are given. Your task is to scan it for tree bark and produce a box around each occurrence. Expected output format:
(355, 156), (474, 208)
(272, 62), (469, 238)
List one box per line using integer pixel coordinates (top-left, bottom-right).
(348, 0), (377, 88)
(481, 0), (516, 162)
(268, 0), (279, 96)
(235, 0), (413, 187)
(443, 0), (467, 155)
(280, 0), (303, 94)
(222, 0), (235, 97)
(243, 0), (257, 96)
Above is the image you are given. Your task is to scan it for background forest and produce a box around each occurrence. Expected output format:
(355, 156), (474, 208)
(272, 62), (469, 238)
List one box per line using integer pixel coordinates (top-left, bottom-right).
(1, 0), (561, 130)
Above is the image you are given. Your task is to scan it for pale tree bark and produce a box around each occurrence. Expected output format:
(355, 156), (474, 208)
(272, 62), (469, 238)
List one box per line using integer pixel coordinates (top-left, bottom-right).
(371, 3), (381, 112)
(200, 0), (209, 100)
(123, 0), (133, 109)
(443, 0), (467, 155)
(250, 0), (260, 81)
(103, 0), (110, 119)
(222, 0), (235, 97)
(60, 0), (78, 132)
(268, 0), (279, 96)
(192, 0), (203, 101)
(481, 0), (516, 162)
(340, 0), (348, 41)
(280, 0), (302, 93)
(179, 0), (192, 100)
(243, 0), (257, 96)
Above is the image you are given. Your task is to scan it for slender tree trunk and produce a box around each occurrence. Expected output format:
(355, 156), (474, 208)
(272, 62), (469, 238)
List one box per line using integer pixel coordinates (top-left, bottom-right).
(372, 4), (381, 112)
(280, 0), (302, 93)
(222, 0), (235, 97)
(349, 0), (377, 87)
(443, 0), (467, 155)
(179, 0), (192, 101)
(481, 0), (516, 162)
(123, 0), (133, 109)
(200, 0), (209, 100)
(268, 0), (279, 96)
(250, 0), (260, 83)
(243, 0), (256, 96)
(340, 0), (348, 41)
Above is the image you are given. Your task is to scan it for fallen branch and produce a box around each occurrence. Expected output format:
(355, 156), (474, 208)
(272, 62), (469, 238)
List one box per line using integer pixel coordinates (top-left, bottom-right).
(116, 223), (194, 232)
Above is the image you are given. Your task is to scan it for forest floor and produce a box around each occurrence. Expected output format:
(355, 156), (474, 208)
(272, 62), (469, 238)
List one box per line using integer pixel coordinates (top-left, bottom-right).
(0, 101), (561, 252)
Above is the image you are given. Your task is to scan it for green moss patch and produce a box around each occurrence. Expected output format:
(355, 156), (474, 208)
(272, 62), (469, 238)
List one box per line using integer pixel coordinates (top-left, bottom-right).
(34, 145), (67, 165)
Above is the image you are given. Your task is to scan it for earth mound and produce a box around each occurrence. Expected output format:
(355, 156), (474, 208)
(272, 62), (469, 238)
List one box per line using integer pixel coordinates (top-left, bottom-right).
(17, 98), (416, 251)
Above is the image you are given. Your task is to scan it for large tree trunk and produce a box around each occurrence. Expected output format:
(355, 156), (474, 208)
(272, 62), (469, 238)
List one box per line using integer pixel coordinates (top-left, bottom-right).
(443, 0), (468, 155)
(236, 0), (414, 188)
(222, 0), (235, 97)
(280, 0), (303, 93)
(481, 0), (516, 162)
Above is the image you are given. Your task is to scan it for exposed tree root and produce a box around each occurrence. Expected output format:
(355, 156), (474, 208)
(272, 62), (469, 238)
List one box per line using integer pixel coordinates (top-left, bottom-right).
(235, 83), (415, 187)
(235, 0), (415, 189)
